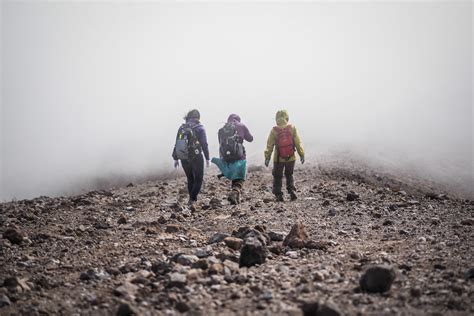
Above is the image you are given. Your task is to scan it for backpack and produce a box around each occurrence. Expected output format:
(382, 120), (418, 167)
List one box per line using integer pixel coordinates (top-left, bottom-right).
(274, 125), (295, 159)
(218, 123), (244, 162)
(175, 123), (201, 160)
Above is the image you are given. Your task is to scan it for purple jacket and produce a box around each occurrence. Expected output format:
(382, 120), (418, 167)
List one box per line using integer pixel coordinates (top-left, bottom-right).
(222, 114), (253, 160)
(172, 118), (210, 161)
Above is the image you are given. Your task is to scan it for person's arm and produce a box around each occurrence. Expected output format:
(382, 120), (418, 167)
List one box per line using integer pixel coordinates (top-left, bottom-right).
(293, 126), (305, 158)
(198, 127), (210, 161)
(243, 124), (254, 142)
(264, 129), (275, 162)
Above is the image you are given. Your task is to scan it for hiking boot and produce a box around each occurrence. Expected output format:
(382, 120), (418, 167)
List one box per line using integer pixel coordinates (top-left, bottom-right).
(289, 191), (298, 201)
(275, 194), (284, 202)
(188, 199), (196, 207)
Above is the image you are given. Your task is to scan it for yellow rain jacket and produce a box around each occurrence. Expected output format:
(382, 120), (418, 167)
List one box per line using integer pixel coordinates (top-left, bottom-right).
(264, 110), (305, 162)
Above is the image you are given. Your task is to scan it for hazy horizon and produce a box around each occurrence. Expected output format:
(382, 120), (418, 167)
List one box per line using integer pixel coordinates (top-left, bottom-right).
(1, 1), (472, 200)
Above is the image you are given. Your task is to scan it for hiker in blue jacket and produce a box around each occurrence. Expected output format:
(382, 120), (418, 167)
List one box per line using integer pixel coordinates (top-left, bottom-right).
(172, 109), (210, 206)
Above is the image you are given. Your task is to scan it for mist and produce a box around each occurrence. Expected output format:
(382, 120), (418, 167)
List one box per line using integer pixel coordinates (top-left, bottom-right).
(1, 1), (472, 201)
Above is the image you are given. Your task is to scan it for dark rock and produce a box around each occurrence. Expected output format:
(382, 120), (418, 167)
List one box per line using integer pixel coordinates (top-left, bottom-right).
(233, 226), (269, 245)
(175, 301), (190, 313)
(346, 191), (359, 201)
(117, 215), (128, 225)
(304, 240), (329, 251)
(165, 224), (181, 233)
(464, 267), (474, 280)
(3, 226), (26, 244)
(460, 218), (473, 226)
(328, 208), (337, 216)
(151, 261), (172, 275)
(157, 215), (167, 224)
(360, 265), (396, 293)
(283, 222), (308, 249)
(0, 294), (11, 307)
(301, 300), (341, 316)
(268, 231), (286, 241)
(208, 232), (230, 244)
(116, 302), (136, 316)
(239, 237), (267, 267)
(126, 183), (134, 188)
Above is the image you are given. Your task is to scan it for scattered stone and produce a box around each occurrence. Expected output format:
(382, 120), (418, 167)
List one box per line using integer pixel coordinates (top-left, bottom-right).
(328, 208), (337, 216)
(165, 224), (181, 233)
(224, 237), (243, 250)
(208, 233), (230, 244)
(175, 301), (190, 313)
(169, 273), (187, 287)
(346, 191), (359, 201)
(268, 231), (286, 241)
(114, 282), (139, 301)
(410, 287), (422, 298)
(116, 302), (136, 316)
(301, 300), (341, 316)
(117, 215), (128, 225)
(304, 240), (329, 250)
(0, 294), (11, 307)
(283, 222), (308, 249)
(3, 277), (31, 293)
(175, 254), (199, 266)
(239, 237), (267, 267)
(157, 215), (167, 224)
(3, 225), (26, 244)
(465, 267), (474, 280)
(460, 218), (473, 226)
(360, 265), (396, 293)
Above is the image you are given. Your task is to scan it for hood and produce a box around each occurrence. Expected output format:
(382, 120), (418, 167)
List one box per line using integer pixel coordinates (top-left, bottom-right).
(275, 110), (289, 127)
(227, 114), (241, 123)
(186, 117), (201, 126)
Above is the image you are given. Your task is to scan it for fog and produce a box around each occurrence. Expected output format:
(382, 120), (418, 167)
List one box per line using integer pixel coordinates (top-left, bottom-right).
(1, 1), (472, 200)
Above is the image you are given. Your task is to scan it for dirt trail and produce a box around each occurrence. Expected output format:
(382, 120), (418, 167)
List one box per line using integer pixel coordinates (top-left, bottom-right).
(1, 165), (473, 315)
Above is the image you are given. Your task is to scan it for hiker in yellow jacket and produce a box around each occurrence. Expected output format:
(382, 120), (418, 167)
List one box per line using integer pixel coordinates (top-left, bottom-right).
(264, 110), (305, 202)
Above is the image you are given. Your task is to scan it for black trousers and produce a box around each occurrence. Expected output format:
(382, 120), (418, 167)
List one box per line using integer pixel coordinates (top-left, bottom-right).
(181, 154), (204, 201)
(272, 160), (296, 195)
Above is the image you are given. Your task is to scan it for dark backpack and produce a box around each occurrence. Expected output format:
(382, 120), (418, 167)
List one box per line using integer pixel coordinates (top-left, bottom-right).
(274, 125), (295, 159)
(175, 123), (201, 160)
(219, 123), (244, 162)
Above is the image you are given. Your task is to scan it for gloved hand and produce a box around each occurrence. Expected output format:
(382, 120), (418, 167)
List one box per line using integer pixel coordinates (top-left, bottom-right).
(264, 160), (270, 167)
(206, 160), (210, 168)
(300, 156), (305, 164)
(174, 160), (179, 169)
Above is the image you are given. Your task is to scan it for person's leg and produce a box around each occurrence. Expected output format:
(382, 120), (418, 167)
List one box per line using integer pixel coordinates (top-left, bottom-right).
(272, 162), (284, 201)
(285, 161), (297, 200)
(190, 155), (204, 201)
(229, 179), (244, 204)
(180, 159), (194, 200)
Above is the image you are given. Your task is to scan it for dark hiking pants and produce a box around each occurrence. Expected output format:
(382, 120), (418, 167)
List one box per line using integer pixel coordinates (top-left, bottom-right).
(272, 161), (296, 196)
(181, 154), (204, 201)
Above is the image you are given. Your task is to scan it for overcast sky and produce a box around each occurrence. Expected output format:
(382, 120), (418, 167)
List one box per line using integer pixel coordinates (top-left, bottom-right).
(1, 1), (472, 200)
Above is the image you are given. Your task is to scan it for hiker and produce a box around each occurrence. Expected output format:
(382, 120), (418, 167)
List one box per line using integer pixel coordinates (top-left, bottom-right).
(264, 110), (305, 202)
(172, 109), (210, 206)
(212, 114), (253, 205)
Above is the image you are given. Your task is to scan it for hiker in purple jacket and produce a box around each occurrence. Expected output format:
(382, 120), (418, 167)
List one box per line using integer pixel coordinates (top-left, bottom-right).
(172, 109), (210, 206)
(217, 114), (253, 204)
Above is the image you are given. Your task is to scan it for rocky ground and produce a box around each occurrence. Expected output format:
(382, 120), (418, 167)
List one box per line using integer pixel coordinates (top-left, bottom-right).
(1, 163), (473, 315)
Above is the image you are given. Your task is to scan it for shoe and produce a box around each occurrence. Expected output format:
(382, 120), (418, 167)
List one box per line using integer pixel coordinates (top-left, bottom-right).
(290, 191), (298, 201)
(275, 194), (284, 202)
(188, 199), (196, 207)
